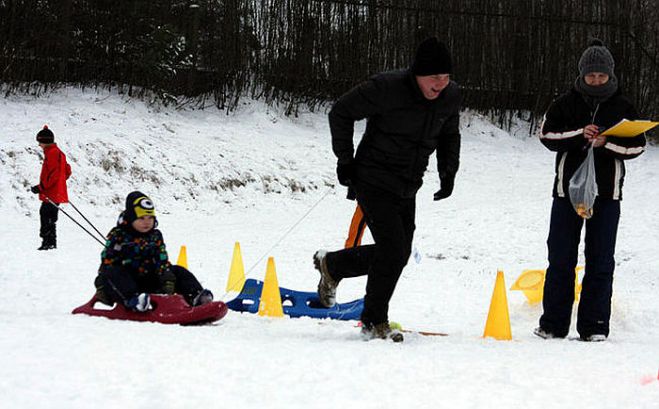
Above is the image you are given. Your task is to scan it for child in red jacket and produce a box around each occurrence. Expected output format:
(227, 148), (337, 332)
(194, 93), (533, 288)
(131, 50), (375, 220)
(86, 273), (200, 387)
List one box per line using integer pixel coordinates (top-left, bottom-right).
(31, 126), (71, 250)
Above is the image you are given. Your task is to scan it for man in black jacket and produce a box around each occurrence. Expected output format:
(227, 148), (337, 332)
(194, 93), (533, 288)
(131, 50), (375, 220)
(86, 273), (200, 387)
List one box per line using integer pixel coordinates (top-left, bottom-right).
(313, 37), (461, 342)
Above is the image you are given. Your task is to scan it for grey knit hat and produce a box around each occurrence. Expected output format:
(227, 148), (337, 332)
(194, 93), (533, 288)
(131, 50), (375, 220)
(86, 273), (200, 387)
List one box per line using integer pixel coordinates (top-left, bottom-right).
(578, 39), (615, 77)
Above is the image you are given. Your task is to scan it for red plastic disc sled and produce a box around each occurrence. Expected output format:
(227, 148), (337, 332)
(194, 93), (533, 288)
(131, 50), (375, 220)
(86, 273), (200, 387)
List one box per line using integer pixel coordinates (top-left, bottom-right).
(72, 294), (228, 325)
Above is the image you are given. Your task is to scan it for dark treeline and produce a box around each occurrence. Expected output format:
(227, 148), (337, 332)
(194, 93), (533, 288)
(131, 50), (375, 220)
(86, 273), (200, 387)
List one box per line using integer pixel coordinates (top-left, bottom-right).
(1, 0), (657, 132)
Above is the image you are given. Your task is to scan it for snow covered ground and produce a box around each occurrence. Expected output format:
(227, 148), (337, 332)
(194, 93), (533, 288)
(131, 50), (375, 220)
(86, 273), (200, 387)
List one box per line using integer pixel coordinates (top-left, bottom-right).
(1, 89), (658, 409)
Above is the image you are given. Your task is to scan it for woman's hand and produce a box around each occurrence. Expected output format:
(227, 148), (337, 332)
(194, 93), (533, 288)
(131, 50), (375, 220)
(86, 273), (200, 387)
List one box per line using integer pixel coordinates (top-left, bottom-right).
(592, 135), (607, 147)
(583, 124), (606, 147)
(583, 124), (600, 139)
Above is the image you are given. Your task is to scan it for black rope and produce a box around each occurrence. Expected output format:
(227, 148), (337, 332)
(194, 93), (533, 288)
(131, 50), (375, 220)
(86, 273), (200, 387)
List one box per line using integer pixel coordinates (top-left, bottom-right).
(46, 198), (105, 246)
(68, 200), (106, 241)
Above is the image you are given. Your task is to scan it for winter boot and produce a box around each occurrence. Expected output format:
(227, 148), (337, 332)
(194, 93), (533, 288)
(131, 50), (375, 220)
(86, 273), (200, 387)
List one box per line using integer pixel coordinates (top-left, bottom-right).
(125, 293), (151, 312)
(192, 289), (214, 307)
(313, 250), (338, 307)
(581, 334), (607, 342)
(360, 322), (404, 343)
(533, 327), (560, 339)
(37, 240), (56, 251)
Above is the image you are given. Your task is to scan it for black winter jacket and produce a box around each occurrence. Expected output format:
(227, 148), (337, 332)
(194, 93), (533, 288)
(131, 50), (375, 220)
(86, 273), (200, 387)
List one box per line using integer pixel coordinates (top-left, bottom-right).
(329, 69), (461, 198)
(540, 88), (646, 200)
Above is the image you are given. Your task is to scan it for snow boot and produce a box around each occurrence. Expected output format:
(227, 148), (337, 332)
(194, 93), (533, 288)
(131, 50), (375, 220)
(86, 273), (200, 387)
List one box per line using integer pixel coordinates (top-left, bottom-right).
(192, 289), (214, 307)
(125, 293), (151, 312)
(361, 322), (404, 343)
(533, 327), (563, 339)
(581, 334), (607, 342)
(313, 250), (338, 307)
(37, 240), (56, 251)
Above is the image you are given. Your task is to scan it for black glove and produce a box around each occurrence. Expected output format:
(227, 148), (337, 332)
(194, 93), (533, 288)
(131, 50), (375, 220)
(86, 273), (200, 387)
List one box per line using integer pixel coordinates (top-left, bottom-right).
(30, 185), (40, 194)
(160, 269), (176, 295)
(336, 162), (356, 187)
(346, 186), (357, 201)
(433, 178), (454, 201)
(162, 280), (175, 295)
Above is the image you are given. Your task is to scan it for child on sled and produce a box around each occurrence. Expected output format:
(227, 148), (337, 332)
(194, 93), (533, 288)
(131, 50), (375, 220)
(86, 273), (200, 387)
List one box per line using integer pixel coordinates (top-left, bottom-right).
(94, 191), (213, 312)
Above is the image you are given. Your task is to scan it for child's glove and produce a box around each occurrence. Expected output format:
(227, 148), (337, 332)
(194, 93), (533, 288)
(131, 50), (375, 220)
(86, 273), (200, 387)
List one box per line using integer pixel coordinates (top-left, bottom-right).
(162, 280), (175, 295)
(30, 185), (40, 194)
(160, 268), (176, 294)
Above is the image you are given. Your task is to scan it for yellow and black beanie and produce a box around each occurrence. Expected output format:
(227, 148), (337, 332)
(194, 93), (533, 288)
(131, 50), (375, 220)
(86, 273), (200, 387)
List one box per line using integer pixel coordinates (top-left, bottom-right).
(123, 191), (156, 223)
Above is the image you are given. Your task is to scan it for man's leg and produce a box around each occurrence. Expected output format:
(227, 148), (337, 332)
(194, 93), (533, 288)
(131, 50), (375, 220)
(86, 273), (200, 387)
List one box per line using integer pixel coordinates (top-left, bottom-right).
(357, 186), (410, 327)
(539, 198), (583, 338)
(325, 245), (374, 280)
(577, 198), (620, 339)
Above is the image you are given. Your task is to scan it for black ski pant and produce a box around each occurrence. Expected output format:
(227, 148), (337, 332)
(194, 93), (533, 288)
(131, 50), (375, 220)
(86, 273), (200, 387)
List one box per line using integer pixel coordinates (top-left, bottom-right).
(39, 201), (59, 246)
(95, 265), (204, 306)
(540, 197), (620, 338)
(326, 182), (416, 327)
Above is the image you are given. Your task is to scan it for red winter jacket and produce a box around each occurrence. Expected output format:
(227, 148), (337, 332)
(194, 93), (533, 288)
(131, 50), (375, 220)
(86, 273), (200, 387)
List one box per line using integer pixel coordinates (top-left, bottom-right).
(39, 144), (71, 203)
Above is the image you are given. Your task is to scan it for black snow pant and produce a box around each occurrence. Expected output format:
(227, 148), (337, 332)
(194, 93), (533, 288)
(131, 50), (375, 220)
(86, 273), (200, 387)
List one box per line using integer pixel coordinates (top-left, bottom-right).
(39, 201), (59, 246)
(325, 182), (416, 327)
(95, 265), (204, 307)
(540, 197), (620, 338)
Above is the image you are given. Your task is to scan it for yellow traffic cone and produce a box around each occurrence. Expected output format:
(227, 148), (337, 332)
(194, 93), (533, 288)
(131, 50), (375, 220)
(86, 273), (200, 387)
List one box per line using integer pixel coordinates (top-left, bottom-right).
(510, 267), (584, 304)
(483, 270), (512, 340)
(176, 245), (188, 269)
(258, 257), (284, 318)
(510, 269), (545, 305)
(226, 242), (246, 293)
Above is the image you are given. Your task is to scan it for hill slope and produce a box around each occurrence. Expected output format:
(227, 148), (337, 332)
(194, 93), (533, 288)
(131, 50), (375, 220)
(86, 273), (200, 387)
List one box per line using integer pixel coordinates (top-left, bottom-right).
(1, 89), (658, 409)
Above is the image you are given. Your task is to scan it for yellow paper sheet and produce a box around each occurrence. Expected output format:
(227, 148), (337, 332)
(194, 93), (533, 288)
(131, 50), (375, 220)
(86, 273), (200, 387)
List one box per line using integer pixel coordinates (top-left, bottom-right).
(600, 119), (659, 137)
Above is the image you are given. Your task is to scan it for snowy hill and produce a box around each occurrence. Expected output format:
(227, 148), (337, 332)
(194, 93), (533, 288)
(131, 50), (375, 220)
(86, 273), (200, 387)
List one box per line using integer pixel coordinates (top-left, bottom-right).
(1, 89), (658, 408)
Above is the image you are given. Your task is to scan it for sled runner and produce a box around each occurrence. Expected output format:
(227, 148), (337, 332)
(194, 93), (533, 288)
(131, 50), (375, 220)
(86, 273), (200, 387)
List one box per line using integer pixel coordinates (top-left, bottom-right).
(398, 328), (448, 337)
(72, 294), (228, 325)
(362, 321), (448, 337)
(227, 278), (363, 320)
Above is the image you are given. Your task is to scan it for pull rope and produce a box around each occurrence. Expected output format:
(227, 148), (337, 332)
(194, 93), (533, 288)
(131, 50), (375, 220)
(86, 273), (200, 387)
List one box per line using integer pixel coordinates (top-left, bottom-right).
(46, 198), (106, 246)
(220, 187), (334, 299)
(68, 200), (106, 241)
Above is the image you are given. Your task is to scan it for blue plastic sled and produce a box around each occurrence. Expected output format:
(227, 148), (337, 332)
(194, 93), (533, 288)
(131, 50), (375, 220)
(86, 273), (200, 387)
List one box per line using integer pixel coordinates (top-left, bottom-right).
(226, 279), (363, 321)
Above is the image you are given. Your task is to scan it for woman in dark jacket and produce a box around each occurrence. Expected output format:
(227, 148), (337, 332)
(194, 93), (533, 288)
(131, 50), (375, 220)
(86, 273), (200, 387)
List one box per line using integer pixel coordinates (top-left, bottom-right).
(536, 40), (646, 341)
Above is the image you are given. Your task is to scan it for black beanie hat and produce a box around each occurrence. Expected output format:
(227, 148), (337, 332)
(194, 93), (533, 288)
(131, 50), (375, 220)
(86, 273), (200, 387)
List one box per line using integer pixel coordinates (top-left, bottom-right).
(123, 191), (156, 224)
(411, 37), (452, 76)
(578, 39), (615, 77)
(36, 125), (54, 144)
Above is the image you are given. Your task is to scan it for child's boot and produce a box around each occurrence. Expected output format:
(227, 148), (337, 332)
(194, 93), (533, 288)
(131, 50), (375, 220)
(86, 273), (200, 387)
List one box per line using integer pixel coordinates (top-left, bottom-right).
(192, 289), (214, 307)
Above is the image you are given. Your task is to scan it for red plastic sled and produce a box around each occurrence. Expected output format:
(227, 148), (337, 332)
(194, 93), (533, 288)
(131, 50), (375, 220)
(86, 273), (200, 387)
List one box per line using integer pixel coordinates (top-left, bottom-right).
(72, 294), (228, 325)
